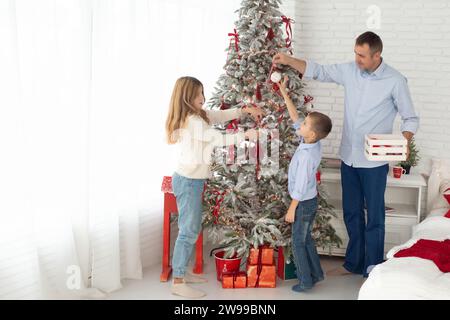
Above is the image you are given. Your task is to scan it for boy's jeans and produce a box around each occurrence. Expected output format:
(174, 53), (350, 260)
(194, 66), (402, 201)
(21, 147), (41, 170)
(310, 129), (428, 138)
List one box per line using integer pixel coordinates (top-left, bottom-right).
(171, 172), (205, 278)
(291, 196), (324, 289)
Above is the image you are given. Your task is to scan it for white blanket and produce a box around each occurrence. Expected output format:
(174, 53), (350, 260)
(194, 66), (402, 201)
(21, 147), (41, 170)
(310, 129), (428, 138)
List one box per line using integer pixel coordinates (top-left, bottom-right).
(358, 209), (450, 300)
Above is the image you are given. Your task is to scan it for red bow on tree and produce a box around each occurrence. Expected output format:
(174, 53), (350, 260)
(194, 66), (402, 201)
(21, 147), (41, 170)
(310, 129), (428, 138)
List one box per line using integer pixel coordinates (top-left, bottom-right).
(228, 29), (240, 59)
(304, 95), (314, 104)
(281, 16), (293, 49)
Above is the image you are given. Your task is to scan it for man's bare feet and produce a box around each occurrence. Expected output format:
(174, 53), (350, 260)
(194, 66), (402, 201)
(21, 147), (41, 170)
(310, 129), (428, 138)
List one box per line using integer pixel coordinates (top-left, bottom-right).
(326, 266), (352, 276)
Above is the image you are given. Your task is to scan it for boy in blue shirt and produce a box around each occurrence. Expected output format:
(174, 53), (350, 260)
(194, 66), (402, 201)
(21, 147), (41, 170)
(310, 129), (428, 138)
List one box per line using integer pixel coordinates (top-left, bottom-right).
(279, 76), (333, 292)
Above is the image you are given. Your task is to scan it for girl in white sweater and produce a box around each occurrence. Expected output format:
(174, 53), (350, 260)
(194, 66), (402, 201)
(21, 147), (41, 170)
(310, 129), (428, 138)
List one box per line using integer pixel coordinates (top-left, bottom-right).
(165, 76), (263, 298)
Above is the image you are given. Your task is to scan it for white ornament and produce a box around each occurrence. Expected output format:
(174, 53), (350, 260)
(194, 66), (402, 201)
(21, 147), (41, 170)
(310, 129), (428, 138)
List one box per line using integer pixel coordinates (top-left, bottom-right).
(304, 102), (313, 111)
(270, 71), (282, 83)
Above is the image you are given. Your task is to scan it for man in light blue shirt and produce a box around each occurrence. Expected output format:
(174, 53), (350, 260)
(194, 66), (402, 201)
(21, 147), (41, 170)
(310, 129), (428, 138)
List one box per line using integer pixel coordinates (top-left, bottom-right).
(273, 31), (419, 278)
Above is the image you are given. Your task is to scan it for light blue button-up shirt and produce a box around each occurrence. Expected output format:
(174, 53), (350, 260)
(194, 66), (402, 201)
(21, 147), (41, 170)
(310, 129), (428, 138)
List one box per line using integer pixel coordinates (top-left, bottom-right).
(303, 59), (419, 168)
(288, 121), (321, 201)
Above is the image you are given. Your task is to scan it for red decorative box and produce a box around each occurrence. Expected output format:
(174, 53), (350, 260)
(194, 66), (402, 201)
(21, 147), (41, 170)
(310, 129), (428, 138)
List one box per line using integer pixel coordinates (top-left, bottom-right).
(246, 262), (276, 288)
(248, 245), (274, 265)
(222, 271), (247, 289)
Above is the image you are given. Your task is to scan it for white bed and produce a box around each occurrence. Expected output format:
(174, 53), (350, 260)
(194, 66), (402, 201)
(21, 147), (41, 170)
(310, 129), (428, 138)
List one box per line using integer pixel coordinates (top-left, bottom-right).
(358, 159), (450, 300)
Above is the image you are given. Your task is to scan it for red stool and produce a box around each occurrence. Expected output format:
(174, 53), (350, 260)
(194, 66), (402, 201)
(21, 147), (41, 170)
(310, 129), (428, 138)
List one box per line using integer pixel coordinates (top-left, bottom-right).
(160, 176), (204, 282)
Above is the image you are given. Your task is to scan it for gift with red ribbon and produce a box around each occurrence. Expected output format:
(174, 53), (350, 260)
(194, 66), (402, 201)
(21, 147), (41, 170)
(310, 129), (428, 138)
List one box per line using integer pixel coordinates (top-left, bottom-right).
(248, 245), (274, 265)
(246, 245), (276, 288)
(246, 263), (276, 288)
(222, 271), (247, 289)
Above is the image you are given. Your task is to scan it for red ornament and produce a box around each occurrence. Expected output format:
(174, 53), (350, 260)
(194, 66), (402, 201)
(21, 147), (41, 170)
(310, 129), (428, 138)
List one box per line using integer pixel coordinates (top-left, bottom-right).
(316, 170), (321, 185)
(266, 28), (275, 41)
(255, 83), (262, 101)
(272, 83), (280, 91)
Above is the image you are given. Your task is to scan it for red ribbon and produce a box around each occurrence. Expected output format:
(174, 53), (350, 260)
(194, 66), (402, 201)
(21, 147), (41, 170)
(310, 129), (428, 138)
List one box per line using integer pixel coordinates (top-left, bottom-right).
(228, 29), (240, 59)
(281, 16), (293, 48)
(212, 190), (227, 224)
(255, 83), (262, 101)
(256, 144), (261, 181)
(304, 95), (314, 104)
(226, 119), (240, 131)
(266, 27), (275, 41)
(277, 114), (284, 124)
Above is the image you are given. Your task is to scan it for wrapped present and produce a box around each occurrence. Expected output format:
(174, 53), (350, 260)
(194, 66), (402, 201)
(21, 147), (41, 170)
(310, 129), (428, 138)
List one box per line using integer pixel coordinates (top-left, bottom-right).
(222, 271), (247, 289)
(248, 245), (274, 265)
(161, 176), (173, 193)
(277, 247), (297, 280)
(247, 262), (276, 288)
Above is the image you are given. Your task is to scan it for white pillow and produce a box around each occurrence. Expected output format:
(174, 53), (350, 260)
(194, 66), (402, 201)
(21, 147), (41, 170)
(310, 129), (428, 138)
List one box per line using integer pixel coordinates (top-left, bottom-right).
(431, 179), (450, 210)
(427, 207), (449, 218)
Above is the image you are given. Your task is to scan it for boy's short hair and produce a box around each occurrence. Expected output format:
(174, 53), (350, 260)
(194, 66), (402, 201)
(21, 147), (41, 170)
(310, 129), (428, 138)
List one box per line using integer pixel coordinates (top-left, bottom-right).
(308, 111), (332, 140)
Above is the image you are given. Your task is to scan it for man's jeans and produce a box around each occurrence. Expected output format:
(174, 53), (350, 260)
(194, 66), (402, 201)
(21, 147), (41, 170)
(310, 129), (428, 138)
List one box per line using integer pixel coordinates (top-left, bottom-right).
(341, 162), (389, 277)
(291, 197), (324, 289)
(171, 172), (205, 278)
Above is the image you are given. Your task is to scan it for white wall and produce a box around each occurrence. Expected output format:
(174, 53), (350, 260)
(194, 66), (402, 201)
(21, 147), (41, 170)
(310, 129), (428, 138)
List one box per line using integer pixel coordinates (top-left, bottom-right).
(292, 0), (450, 211)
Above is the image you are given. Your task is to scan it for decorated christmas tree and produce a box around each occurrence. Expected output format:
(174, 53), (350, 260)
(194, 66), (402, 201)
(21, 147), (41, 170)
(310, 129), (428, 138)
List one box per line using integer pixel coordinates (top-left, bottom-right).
(203, 0), (342, 262)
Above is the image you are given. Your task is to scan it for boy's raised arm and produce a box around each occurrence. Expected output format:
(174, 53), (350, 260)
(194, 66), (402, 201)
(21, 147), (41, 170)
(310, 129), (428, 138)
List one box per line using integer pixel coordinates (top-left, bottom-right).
(278, 75), (299, 123)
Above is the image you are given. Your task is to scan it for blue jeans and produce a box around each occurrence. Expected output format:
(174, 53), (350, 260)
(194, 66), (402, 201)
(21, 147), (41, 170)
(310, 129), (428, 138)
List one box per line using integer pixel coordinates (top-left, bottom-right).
(341, 162), (389, 277)
(291, 197), (324, 289)
(171, 172), (205, 278)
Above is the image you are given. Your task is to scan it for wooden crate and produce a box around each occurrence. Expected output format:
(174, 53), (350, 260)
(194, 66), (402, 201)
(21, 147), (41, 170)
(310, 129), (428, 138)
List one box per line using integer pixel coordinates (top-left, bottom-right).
(365, 134), (407, 161)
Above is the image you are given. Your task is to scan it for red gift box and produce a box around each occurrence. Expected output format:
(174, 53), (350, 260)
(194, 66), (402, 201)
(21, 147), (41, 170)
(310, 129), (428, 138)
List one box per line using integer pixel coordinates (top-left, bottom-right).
(248, 245), (274, 265)
(246, 262), (276, 288)
(222, 271), (247, 289)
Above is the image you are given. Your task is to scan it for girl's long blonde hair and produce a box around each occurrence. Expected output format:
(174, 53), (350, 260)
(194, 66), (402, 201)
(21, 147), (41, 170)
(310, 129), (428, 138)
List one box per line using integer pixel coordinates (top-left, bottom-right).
(165, 76), (210, 144)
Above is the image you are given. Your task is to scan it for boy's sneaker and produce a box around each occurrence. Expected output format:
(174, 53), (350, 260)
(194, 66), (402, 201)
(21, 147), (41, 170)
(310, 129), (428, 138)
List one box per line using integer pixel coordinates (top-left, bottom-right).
(291, 284), (312, 293)
(312, 275), (325, 285)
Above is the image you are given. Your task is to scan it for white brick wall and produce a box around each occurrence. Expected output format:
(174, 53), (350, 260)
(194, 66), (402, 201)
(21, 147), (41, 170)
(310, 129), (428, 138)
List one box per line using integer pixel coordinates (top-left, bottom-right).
(293, 0), (450, 180)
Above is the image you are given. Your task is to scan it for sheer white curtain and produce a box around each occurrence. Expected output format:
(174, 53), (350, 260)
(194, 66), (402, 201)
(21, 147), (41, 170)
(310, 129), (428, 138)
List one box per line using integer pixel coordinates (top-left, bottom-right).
(0, 0), (244, 299)
(0, 0), (294, 299)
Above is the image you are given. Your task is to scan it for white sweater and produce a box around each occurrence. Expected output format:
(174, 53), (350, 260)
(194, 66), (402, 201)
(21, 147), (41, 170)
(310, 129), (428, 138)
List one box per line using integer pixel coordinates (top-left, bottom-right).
(175, 108), (245, 179)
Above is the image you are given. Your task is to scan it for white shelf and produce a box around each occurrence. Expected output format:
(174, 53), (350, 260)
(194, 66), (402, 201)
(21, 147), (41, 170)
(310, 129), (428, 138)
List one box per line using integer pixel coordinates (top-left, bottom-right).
(321, 168), (427, 187)
(326, 199), (418, 219)
(318, 167), (427, 258)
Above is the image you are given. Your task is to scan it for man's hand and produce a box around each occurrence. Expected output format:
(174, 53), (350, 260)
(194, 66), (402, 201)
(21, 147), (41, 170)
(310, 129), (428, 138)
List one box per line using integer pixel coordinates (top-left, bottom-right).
(272, 52), (292, 66)
(273, 52), (307, 74)
(402, 131), (414, 161)
(284, 206), (296, 223)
